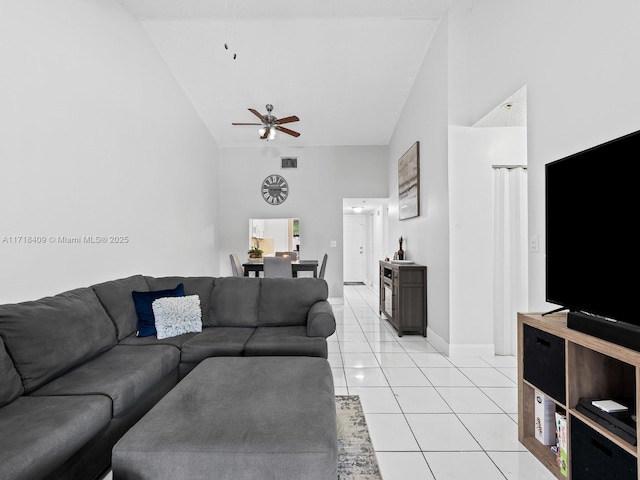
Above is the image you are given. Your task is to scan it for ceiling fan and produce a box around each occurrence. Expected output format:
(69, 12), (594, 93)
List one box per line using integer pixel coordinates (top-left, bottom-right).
(232, 104), (300, 140)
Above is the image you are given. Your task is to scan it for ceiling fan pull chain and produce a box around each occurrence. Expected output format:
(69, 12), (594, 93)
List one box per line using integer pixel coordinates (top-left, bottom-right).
(224, 0), (228, 50)
(222, 0), (237, 59)
(232, 0), (237, 59)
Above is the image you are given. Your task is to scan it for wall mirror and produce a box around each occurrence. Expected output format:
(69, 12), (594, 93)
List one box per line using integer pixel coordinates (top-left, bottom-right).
(249, 218), (300, 257)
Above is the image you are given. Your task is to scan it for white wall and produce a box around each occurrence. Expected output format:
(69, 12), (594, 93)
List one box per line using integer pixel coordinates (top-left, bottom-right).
(0, 0), (219, 303)
(263, 218), (291, 253)
(387, 13), (451, 346)
(460, 0), (640, 313)
(368, 204), (388, 288)
(448, 126), (527, 356)
(390, 0), (640, 355)
(448, 126), (495, 353)
(217, 146), (388, 299)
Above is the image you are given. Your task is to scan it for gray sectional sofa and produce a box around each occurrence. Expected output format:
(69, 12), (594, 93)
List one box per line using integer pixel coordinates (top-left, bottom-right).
(0, 274), (336, 480)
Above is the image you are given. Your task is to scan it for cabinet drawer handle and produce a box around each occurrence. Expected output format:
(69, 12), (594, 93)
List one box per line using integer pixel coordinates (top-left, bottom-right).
(536, 337), (551, 348)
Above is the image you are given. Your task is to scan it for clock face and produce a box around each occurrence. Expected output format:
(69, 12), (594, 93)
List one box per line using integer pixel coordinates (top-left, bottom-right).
(261, 174), (289, 205)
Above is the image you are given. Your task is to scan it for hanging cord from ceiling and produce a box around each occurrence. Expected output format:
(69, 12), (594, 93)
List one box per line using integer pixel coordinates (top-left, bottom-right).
(223, 0), (237, 60)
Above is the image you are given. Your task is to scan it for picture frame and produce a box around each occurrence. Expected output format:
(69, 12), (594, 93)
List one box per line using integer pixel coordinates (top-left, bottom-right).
(398, 141), (420, 220)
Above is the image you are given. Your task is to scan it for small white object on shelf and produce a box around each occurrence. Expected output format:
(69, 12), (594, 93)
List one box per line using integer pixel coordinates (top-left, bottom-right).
(391, 260), (414, 264)
(534, 390), (556, 445)
(591, 399), (628, 413)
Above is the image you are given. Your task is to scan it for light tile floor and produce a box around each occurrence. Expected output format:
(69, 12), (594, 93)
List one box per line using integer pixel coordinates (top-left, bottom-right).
(332, 283), (556, 480)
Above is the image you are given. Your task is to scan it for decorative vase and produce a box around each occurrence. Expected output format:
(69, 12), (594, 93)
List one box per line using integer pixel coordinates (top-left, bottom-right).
(398, 237), (404, 260)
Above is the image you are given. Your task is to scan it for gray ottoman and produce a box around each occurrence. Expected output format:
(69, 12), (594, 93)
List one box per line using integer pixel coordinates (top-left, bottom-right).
(112, 356), (337, 480)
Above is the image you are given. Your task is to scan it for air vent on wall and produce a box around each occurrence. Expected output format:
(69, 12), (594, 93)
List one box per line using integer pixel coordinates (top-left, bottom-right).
(281, 157), (297, 169)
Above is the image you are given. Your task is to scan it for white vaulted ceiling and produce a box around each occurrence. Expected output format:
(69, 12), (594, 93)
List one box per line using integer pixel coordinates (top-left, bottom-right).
(115, 0), (456, 147)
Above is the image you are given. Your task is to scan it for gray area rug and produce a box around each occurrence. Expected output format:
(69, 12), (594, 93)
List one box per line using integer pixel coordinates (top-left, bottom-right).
(336, 395), (383, 480)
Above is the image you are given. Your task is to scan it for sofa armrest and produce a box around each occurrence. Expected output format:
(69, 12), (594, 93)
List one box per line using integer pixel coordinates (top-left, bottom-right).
(306, 301), (336, 338)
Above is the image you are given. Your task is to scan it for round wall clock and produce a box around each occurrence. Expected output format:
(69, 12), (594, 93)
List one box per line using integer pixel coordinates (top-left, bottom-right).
(261, 174), (289, 205)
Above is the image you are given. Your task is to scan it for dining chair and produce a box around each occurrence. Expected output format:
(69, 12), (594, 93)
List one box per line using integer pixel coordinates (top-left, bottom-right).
(230, 253), (244, 277)
(263, 256), (293, 278)
(319, 253), (328, 279)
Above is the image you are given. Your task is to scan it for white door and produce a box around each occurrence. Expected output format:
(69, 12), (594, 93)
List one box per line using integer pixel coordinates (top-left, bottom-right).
(343, 215), (365, 282)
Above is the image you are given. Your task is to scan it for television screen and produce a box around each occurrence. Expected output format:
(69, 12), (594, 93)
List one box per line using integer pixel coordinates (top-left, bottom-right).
(545, 129), (638, 326)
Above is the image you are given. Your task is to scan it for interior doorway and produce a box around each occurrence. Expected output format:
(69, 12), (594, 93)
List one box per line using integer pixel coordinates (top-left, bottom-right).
(474, 85), (528, 356)
(342, 198), (388, 288)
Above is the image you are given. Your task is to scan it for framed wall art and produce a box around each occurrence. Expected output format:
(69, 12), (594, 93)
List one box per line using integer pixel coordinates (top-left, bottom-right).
(398, 141), (420, 220)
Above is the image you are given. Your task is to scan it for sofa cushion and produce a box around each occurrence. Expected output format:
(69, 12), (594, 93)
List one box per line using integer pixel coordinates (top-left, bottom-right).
(243, 326), (328, 358)
(118, 331), (199, 348)
(0, 287), (117, 393)
(208, 277), (261, 327)
(180, 327), (255, 364)
(31, 344), (180, 417)
(0, 395), (111, 480)
(92, 275), (150, 340)
(132, 284), (184, 337)
(258, 278), (328, 327)
(153, 295), (203, 339)
(0, 336), (23, 407)
(145, 276), (214, 326)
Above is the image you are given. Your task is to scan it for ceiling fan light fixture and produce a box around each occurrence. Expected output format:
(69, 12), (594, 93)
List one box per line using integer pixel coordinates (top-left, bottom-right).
(233, 104), (300, 140)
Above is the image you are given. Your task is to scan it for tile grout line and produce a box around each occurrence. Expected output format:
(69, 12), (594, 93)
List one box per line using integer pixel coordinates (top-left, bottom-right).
(343, 283), (518, 480)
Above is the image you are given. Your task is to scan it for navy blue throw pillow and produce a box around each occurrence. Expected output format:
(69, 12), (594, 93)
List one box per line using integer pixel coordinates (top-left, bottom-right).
(132, 284), (185, 337)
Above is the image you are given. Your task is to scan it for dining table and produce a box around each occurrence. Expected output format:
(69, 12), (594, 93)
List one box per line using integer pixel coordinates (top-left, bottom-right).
(242, 259), (319, 278)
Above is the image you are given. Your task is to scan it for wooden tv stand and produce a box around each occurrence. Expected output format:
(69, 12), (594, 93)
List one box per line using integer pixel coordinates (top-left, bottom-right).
(518, 312), (640, 479)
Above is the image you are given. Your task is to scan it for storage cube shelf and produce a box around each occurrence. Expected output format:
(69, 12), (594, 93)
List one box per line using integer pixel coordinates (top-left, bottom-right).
(518, 313), (640, 479)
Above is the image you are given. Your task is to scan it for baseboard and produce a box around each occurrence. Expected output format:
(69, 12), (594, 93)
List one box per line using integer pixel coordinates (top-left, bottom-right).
(425, 327), (495, 358)
(328, 296), (344, 305)
(448, 343), (495, 358)
(426, 327), (449, 355)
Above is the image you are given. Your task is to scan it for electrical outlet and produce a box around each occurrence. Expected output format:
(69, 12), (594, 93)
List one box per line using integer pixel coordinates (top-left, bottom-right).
(530, 234), (539, 253)
(330, 240), (337, 248)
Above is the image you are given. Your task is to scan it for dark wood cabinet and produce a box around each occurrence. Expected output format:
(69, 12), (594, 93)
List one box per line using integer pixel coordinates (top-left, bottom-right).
(379, 261), (427, 336)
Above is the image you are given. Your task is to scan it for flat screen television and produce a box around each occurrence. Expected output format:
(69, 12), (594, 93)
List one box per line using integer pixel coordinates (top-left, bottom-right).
(545, 128), (639, 350)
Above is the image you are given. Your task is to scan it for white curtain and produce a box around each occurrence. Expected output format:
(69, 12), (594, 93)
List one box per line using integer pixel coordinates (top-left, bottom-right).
(493, 166), (528, 355)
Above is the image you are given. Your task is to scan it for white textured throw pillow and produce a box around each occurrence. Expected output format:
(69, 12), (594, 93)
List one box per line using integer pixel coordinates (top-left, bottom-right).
(152, 295), (202, 339)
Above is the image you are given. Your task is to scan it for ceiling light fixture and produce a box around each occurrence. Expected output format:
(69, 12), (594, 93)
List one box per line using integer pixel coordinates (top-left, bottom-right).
(258, 127), (277, 140)
(352, 206), (364, 213)
(233, 104), (301, 141)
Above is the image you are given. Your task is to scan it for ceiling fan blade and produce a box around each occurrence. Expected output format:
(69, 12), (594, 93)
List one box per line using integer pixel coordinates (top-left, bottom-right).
(275, 115), (299, 125)
(260, 127), (269, 139)
(232, 122), (262, 125)
(275, 126), (301, 137)
(248, 108), (266, 122)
